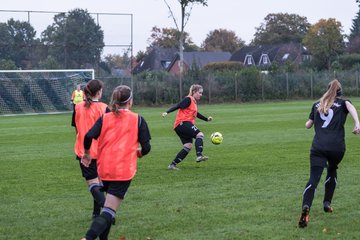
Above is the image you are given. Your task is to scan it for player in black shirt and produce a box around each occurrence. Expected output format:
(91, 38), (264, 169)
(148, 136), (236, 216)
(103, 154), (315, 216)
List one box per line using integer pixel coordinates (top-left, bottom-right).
(298, 79), (360, 228)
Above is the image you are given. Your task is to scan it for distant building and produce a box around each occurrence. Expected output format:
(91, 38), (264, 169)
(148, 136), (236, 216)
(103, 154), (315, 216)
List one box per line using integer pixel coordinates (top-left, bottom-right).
(132, 47), (177, 74)
(168, 51), (231, 75)
(230, 42), (311, 68)
(132, 46), (232, 74)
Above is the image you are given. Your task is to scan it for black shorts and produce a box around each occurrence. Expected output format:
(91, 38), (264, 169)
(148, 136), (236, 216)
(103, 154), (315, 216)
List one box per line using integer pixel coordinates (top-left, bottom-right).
(175, 121), (201, 144)
(101, 180), (132, 199)
(310, 148), (345, 169)
(77, 156), (98, 180)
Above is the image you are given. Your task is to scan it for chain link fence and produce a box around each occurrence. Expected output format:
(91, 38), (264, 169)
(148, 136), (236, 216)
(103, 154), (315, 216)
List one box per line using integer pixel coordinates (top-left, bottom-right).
(115, 70), (360, 105)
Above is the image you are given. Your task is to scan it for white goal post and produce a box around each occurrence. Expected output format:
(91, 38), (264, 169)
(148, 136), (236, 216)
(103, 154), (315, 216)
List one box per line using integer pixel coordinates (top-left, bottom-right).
(0, 69), (95, 115)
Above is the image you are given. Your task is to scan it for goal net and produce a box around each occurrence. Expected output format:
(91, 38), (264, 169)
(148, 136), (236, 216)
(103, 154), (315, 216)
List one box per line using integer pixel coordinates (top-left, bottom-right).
(0, 69), (94, 115)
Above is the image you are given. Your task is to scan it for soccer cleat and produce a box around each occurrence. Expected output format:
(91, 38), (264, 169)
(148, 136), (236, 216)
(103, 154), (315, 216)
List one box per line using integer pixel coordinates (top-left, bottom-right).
(168, 164), (180, 170)
(323, 201), (333, 213)
(298, 205), (310, 228)
(196, 155), (209, 162)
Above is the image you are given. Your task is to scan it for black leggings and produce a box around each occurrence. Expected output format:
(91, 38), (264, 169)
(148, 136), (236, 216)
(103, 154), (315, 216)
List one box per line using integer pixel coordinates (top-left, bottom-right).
(302, 165), (338, 208)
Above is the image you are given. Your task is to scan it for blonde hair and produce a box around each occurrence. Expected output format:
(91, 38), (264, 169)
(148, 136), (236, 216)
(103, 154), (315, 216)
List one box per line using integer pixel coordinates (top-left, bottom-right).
(109, 85), (132, 115)
(318, 79), (342, 114)
(188, 84), (203, 96)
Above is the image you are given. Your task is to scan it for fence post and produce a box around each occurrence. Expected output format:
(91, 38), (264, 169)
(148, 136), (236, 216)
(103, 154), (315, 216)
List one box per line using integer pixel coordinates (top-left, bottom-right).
(357, 71), (359, 97)
(310, 71), (313, 99)
(207, 74), (212, 104)
(155, 75), (158, 105)
(261, 73), (265, 101)
(286, 72), (289, 99)
(235, 73), (238, 101)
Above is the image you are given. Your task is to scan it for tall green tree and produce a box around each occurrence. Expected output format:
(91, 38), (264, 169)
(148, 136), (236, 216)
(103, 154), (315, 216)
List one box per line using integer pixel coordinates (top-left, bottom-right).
(147, 26), (198, 51)
(0, 19), (37, 69)
(163, 0), (208, 98)
(347, 3), (360, 53)
(201, 28), (245, 53)
(303, 18), (345, 70)
(252, 13), (310, 45)
(0, 22), (13, 61)
(41, 8), (104, 69)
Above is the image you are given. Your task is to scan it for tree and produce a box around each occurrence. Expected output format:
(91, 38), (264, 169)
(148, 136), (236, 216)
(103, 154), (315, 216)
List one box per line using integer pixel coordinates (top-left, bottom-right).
(163, 0), (208, 98)
(147, 26), (198, 51)
(41, 8), (104, 69)
(104, 52), (131, 69)
(348, 3), (360, 53)
(303, 18), (345, 70)
(0, 19), (38, 69)
(201, 28), (245, 53)
(0, 22), (13, 60)
(252, 13), (310, 45)
(0, 59), (17, 70)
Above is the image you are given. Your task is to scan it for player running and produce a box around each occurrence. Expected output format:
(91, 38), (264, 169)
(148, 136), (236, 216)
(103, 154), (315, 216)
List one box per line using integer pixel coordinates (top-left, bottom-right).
(80, 85), (151, 240)
(298, 79), (360, 228)
(162, 84), (212, 170)
(73, 79), (109, 219)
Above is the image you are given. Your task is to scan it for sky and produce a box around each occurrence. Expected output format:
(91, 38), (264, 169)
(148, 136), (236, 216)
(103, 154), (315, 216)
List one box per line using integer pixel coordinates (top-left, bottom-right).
(0, 0), (358, 57)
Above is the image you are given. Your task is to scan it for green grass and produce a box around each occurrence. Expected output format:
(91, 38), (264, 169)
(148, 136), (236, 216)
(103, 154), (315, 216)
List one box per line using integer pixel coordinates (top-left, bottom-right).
(1, 100), (360, 239)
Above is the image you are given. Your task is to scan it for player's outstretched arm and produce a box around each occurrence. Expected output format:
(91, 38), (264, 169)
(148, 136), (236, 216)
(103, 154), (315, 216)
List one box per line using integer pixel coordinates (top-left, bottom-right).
(345, 101), (360, 134)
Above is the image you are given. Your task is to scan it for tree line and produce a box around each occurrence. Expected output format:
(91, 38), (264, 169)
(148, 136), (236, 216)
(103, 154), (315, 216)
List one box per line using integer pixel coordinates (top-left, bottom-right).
(0, 2), (360, 73)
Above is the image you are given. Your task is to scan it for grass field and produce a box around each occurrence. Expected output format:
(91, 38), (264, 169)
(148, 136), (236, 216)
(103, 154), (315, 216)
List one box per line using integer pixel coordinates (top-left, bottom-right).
(1, 100), (360, 240)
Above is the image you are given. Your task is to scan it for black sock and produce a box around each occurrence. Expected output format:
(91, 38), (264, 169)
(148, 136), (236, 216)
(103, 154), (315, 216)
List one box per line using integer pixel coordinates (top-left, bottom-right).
(89, 184), (105, 214)
(85, 208), (115, 240)
(195, 138), (203, 156)
(172, 147), (190, 165)
(93, 200), (101, 216)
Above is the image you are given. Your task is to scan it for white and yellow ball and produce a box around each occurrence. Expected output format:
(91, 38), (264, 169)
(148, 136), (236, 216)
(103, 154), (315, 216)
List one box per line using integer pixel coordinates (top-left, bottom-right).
(210, 132), (223, 145)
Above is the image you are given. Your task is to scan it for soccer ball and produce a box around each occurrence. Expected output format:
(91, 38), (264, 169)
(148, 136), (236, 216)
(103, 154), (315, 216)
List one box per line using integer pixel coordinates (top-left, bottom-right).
(210, 132), (223, 145)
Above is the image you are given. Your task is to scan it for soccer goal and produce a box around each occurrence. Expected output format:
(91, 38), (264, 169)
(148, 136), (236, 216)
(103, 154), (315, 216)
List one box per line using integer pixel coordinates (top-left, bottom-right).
(0, 69), (94, 115)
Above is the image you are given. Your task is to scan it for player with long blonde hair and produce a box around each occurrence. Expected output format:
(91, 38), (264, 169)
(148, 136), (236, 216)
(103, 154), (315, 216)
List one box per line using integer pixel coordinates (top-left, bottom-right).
(162, 84), (213, 170)
(298, 79), (360, 228)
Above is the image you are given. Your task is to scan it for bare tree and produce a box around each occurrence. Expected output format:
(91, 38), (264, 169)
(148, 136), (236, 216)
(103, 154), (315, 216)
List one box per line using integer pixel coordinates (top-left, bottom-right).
(163, 0), (208, 98)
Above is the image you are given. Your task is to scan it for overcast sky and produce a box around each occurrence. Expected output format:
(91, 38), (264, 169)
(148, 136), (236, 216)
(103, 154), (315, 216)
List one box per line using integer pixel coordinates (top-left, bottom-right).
(0, 0), (358, 56)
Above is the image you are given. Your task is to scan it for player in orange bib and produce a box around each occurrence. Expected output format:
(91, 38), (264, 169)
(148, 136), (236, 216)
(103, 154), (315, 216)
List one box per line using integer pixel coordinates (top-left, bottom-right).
(80, 85), (151, 240)
(162, 84), (212, 170)
(73, 79), (109, 219)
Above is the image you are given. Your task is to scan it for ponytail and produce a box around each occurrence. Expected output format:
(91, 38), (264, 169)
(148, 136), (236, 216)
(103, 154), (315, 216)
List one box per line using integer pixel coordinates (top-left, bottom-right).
(109, 85), (132, 115)
(318, 79), (342, 114)
(83, 79), (104, 108)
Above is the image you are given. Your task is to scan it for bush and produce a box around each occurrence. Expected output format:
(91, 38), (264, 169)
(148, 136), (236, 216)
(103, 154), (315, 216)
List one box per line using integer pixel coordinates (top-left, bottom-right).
(203, 61), (244, 72)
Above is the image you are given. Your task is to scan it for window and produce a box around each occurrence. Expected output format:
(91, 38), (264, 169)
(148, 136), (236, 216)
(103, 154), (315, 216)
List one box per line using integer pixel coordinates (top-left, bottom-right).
(282, 53), (290, 61)
(161, 61), (171, 69)
(244, 54), (254, 65)
(259, 54), (270, 65)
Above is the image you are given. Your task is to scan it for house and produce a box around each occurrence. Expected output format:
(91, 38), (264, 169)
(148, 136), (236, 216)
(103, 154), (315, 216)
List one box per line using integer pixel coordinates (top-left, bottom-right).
(167, 51), (231, 75)
(132, 47), (177, 74)
(132, 47), (232, 74)
(230, 42), (311, 68)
